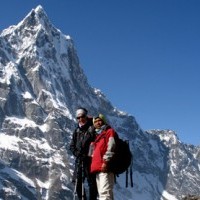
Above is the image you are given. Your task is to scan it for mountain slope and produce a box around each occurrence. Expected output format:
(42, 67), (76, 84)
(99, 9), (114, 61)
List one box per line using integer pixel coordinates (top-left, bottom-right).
(0, 5), (199, 200)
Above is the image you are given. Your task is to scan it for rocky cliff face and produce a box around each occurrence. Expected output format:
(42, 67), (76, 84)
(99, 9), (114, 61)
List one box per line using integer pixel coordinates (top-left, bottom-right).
(147, 130), (200, 200)
(0, 5), (199, 200)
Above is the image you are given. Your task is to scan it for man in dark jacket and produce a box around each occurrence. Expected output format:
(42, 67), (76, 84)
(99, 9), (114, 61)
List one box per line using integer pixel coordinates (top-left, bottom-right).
(70, 108), (98, 200)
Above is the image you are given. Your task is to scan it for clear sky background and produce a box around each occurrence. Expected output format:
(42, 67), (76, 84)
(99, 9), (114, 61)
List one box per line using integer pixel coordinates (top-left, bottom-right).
(0, 1), (199, 145)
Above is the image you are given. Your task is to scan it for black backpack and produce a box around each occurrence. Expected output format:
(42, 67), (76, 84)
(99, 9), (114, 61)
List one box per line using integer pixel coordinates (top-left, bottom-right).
(108, 133), (132, 174)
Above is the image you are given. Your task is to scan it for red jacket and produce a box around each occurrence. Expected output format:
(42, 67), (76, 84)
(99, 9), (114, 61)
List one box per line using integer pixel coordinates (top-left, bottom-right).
(90, 126), (116, 173)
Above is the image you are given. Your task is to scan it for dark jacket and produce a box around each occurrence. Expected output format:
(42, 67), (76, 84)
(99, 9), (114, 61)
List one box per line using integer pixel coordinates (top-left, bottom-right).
(70, 117), (96, 159)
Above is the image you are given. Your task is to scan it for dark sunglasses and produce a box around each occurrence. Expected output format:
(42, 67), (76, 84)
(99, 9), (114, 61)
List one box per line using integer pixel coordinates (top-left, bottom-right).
(76, 115), (86, 119)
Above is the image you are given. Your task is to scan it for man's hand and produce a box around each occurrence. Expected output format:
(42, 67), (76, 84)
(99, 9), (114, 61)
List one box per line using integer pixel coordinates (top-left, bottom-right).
(101, 163), (107, 172)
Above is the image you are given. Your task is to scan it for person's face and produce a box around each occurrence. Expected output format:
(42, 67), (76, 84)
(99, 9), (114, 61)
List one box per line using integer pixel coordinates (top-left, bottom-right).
(77, 115), (87, 125)
(93, 118), (104, 129)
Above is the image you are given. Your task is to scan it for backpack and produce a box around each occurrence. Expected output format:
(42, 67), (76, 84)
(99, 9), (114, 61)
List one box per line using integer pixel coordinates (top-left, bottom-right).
(108, 133), (133, 175)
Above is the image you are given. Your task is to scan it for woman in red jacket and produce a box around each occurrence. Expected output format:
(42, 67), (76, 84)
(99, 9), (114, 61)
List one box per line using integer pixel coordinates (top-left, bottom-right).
(90, 114), (116, 200)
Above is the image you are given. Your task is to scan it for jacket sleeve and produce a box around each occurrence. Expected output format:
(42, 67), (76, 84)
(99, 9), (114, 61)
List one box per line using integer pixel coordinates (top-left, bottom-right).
(103, 129), (116, 162)
(69, 130), (80, 157)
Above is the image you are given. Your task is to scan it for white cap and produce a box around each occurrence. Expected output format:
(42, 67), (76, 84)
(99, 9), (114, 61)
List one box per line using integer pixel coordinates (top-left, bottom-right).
(76, 108), (87, 117)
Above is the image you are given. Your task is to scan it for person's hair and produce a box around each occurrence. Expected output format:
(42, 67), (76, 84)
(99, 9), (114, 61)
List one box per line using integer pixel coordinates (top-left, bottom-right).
(77, 107), (87, 114)
(76, 107), (88, 117)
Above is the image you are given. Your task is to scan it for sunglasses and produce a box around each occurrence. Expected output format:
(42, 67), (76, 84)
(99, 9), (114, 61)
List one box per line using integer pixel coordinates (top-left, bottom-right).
(76, 115), (86, 119)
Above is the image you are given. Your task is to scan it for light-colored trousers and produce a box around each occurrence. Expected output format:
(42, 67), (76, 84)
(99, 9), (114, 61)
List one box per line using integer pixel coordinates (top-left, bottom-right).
(96, 172), (114, 200)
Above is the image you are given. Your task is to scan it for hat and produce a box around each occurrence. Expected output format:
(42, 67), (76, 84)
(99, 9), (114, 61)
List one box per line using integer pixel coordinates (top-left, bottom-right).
(93, 114), (106, 124)
(76, 108), (88, 117)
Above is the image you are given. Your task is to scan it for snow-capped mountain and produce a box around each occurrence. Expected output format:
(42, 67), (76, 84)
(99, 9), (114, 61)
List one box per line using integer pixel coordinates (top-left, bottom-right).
(0, 5), (199, 200)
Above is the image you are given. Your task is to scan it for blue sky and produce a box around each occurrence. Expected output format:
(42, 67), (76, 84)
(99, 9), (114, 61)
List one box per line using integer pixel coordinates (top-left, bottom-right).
(1, 1), (199, 145)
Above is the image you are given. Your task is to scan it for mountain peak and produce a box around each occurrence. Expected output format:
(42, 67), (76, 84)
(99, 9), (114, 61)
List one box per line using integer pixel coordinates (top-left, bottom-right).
(34, 5), (45, 14)
(147, 129), (180, 147)
(20, 5), (49, 30)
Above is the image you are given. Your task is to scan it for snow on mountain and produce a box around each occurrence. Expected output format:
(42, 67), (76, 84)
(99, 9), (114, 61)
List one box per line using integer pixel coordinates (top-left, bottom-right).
(0, 5), (199, 200)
